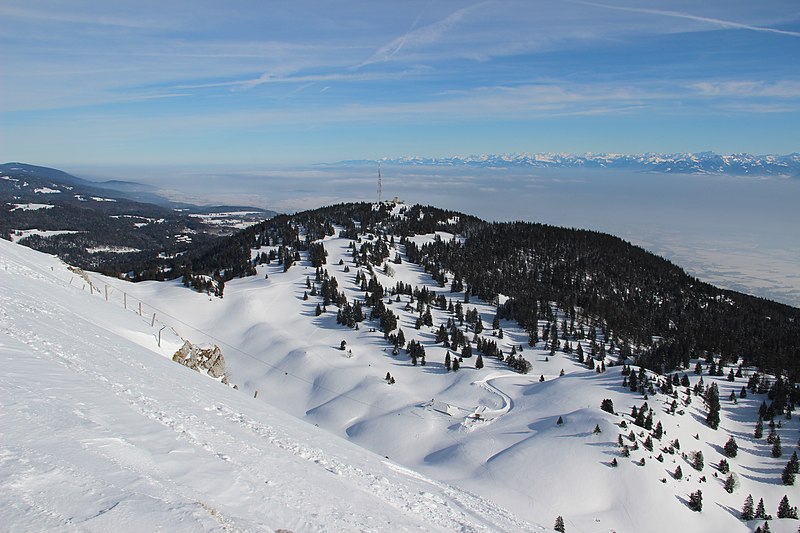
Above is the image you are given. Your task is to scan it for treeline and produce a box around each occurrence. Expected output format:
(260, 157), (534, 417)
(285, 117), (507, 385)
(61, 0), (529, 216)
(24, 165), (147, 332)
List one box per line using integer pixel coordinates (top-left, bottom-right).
(152, 202), (799, 379)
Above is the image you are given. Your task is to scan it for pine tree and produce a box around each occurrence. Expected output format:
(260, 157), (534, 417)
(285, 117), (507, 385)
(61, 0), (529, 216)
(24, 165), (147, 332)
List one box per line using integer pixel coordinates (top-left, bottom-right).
(790, 451), (799, 473)
(557, 416), (564, 425)
(741, 494), (754, 521)
(782, 461), (796, 485)
(475, 353), (484, 369)
(601, 398), (614, 414)
(693, 450), (704, 471)
(444, 351), (451, 371)
(554, 515), (565, 532)
(777, 495), (798, 519)
(772, 435), (782, 458)
(755, 498), (766, 519)
(688, 489), (703, 512)
(724, 473), (736, 493)
(705, 382), (721, 429)
(674, 465), (683, 480)
(724, 436), (739, 458)
(719, 458), (730, 474)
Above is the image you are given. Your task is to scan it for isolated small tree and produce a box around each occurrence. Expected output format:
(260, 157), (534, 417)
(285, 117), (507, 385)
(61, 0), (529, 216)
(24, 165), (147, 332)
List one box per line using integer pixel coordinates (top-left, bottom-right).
(554, 515), (566, 532)
(557, 416), (564, 425)
(601, 398), (614, 414)
(741, 494), (755, 521)
(693, 450), (704, 471)
(593, 424), (601, 434)
(688, 489), (703, 512)
(340, 340), (347, 350)
(315, 303), (322, 316)
(452, 357), (460, 372)
(724, 473), (736, 493)
(475, 353), (484, 369)
(611, 457), (618, 467)
(724, 436), (739, 458)
(539, 374), (545, 382)
(674, 465), (683, 480)
(718, 458), (730, 474)
(444, 352), (452, 371)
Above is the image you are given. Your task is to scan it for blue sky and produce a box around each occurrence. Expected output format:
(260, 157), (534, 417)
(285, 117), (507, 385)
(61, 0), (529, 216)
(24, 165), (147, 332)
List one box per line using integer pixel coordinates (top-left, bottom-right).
(1, 0), (799, 166)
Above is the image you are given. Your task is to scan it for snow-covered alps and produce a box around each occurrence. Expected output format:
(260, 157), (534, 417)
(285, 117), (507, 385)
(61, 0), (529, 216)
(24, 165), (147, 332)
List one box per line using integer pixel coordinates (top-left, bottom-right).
(2, 202), (798, 532)
(369, 152), (800, 177)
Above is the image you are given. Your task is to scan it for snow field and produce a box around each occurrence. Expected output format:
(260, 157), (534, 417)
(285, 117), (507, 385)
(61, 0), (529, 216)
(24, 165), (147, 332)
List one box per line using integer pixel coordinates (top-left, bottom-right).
(0, 238), (540, 532)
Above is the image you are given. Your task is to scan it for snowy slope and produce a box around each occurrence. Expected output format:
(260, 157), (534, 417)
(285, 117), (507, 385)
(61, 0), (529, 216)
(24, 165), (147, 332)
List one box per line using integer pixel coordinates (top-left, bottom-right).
(0, 238), (537, 533)
(3, 206), (798, 533)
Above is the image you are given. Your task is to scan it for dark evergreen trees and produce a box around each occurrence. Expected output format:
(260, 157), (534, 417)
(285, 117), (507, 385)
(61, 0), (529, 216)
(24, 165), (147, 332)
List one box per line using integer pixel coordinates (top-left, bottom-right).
(705, 382), (721, 429)
(554, 515), (565, 532)
(741, 494), (754, 521)
(777, 495), (798, 519)
(600, 399), (614, 414)
(782, 461), (796, 486)
(688, 489), (702, 512)
(755, 498), (766, 519)
(724, 436), (738, 458)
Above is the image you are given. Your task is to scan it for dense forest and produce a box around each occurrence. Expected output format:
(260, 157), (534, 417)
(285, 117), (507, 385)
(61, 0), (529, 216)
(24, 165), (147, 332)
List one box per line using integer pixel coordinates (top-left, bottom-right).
(168, 202), (800, 380)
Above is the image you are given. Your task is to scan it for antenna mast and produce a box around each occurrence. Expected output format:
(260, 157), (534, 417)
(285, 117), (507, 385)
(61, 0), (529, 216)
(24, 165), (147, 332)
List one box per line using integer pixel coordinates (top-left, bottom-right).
(377, 162), (382, 204)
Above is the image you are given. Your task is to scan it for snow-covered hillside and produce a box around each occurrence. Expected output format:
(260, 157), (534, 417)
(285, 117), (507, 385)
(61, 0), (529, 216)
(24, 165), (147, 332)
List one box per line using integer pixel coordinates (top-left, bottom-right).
(0, 238), (537, 532)
(2, 201), (798, 533)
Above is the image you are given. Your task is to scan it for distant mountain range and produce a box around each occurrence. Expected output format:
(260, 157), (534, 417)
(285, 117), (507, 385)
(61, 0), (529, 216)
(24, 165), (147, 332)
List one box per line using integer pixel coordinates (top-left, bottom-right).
(345, 152), (800, 176)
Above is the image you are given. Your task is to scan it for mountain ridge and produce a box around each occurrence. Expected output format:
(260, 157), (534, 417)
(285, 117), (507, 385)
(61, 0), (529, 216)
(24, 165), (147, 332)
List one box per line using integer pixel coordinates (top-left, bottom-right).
(336, 151), (800, 177)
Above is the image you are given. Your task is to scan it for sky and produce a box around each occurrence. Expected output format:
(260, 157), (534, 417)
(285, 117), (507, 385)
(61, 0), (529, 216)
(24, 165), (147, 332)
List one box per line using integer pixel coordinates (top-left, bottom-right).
(1, 0), (799, 167)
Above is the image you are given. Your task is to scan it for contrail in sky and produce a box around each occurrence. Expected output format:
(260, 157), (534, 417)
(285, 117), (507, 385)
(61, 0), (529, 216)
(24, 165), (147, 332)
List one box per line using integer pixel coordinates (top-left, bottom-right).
(574, 0), (800, 38)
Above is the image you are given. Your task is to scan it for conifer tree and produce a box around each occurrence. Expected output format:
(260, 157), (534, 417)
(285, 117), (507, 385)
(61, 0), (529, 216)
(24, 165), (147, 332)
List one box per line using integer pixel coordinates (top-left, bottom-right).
(755, 498), (766, 519)
(693, 450), (704, 471)
(772, 435), (782, 458)
(475, 353), (484, 369)
(444, 351), (451, 371)
(688, 489), (702, 512)
(705, 382), (721, 429)
(754, 419), (763, 439)
(554, 515), (565, 532)
(724, 436), (739, 458)
(777, 495), (798, 519)
(782, 461), (796, 485)
(741, 494), (754, 521)
(724, 473), (736, 493)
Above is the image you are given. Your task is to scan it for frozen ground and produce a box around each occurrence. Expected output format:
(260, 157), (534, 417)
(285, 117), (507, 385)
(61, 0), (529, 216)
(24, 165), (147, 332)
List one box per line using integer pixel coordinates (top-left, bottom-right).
(1, 209), (798, 532)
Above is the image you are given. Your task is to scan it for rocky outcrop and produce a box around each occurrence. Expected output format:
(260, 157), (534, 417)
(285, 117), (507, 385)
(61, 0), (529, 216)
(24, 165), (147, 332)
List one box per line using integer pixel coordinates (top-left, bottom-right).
(172, 340), (230, 384)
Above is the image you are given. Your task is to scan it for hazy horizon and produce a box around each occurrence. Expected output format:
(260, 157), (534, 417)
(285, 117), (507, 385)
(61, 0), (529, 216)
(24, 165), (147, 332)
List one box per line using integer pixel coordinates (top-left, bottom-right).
(52, 162), (799, 309)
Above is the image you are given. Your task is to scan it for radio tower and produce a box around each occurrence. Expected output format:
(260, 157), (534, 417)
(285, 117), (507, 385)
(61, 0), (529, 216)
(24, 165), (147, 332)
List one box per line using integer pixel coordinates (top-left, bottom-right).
(377, 162), (382, 204)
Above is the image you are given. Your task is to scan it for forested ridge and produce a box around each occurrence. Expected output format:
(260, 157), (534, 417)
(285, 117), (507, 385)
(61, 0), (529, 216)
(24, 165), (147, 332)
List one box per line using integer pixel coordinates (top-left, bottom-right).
(173, 202), (799, 380)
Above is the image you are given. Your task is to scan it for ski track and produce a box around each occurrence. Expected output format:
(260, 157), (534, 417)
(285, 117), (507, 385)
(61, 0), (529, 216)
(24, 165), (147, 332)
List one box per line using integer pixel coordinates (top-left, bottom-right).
(462, 374), (516, 430)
